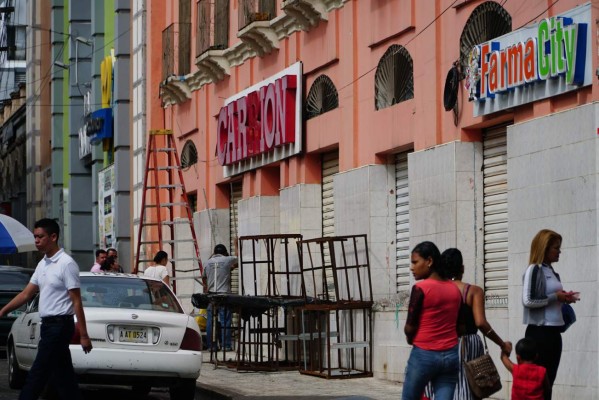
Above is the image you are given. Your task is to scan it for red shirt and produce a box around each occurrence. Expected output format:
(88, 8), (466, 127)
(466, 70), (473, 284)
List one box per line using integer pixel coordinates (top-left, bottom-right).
(512, 363), (546, 400)
(410, 279), (461, 350)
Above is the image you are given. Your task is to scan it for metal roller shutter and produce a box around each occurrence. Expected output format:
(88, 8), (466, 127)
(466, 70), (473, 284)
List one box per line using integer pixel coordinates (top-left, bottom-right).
(322, 151), (339, 300)
(395, 152), (411, 292)
(483, 126), (509, 308)
(229, 181), (242, 295)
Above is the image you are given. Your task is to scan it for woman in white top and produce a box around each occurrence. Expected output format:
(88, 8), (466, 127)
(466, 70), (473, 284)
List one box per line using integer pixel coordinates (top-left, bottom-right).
(144, 250), (170, 285)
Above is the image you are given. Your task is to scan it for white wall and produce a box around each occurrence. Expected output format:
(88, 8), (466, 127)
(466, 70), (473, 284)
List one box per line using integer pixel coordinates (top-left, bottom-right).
(507, 103), (598, 399)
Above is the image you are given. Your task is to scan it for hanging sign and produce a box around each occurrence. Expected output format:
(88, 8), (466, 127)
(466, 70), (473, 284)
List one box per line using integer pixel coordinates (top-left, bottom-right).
(467, 3), (591, 117)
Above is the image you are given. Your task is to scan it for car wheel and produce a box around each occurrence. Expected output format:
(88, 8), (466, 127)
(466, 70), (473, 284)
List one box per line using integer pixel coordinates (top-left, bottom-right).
(7, 342), (26, 389)
(169, 378), (196, 400)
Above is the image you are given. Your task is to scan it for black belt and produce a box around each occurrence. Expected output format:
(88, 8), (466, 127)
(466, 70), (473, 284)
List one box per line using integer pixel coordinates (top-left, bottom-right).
(41, 315), (74, 323)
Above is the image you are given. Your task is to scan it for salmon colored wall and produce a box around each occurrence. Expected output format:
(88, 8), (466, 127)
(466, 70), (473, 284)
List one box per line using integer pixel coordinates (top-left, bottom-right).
(147, 0), (598, 211)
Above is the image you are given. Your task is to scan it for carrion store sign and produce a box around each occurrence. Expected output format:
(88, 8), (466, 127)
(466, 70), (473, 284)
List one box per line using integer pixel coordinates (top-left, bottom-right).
(217, 62), (302, 177)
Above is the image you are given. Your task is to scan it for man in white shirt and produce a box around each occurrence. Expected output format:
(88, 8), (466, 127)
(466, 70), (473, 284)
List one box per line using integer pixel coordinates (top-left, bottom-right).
(0, 218), (92, 399)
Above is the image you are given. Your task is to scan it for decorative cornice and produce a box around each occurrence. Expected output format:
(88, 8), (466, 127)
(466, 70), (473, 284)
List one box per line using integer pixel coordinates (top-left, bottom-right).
(237, 21), (280, 57)
(281, 0), (328, 31)
(160, 75), (192, 106)
(195, 49), (231, 83)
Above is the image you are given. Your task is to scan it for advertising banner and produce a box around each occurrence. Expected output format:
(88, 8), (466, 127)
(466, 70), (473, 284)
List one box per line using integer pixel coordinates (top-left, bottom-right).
(98, 164), (115, 249)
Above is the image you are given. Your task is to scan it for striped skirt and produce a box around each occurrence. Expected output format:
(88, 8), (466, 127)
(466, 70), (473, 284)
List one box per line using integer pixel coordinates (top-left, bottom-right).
(423, 333), (484, 400)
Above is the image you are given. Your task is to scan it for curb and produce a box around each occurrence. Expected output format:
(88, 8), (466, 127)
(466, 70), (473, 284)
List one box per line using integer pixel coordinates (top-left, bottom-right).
(196, 382), (236, 400)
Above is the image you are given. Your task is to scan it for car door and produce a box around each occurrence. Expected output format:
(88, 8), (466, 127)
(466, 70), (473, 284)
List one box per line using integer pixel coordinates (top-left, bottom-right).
(19, 295), (40, 368)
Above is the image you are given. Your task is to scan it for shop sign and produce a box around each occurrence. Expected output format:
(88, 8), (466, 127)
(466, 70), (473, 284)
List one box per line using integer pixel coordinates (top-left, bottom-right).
(217, 62), (302, 177)
(467, 3), (591, 117)
(87, 54), (115, 144)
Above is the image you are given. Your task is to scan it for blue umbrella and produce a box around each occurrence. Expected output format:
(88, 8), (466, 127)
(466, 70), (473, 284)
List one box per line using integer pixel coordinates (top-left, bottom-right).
(0, 214), (36, 254)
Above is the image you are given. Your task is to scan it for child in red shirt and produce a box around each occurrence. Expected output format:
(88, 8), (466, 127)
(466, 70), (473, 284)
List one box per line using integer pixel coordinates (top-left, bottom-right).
(501, 338), (551, 400)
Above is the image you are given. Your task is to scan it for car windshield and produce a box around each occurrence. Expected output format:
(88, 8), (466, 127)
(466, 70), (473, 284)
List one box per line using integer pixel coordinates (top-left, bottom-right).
(80, 276), (183, 313)
(0, 271), (31, 291)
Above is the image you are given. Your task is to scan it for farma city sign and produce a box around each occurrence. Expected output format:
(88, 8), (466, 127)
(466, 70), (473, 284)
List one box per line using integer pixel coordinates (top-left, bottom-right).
(467, 3), (591, 117)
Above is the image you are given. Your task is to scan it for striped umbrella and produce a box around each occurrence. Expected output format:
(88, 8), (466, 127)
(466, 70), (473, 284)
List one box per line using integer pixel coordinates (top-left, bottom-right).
(0, 214), (36, 254)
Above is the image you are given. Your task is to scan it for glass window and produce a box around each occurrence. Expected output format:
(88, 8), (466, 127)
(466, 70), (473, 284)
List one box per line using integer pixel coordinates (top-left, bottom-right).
(0, 271), (31, 290)
(81, 276), (183, 313)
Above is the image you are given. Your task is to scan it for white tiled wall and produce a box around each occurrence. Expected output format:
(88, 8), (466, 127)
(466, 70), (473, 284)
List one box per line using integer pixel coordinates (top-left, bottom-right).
(507, 104), (598, 397)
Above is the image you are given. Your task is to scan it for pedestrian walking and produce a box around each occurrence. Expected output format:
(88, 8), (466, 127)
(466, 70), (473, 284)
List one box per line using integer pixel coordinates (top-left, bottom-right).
(144, 250), (170, 285)
(90, 249), (107, 272)
(0, 218), (92, 400)
(522, 229), (579, 399)
(500, 338), (551, 400)
(202, 244), (237, 351)
(424, 248), (512, 400)
(402, 241), (461, 400)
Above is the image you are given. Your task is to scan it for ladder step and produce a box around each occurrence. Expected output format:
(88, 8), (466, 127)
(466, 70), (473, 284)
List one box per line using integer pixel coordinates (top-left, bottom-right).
(146, 184), (184, 189)
(140, 221), (191, 227)
(156, 147), (176, 152)
(145, 202), (188, 207)
(157, 166), (180, 171)
(162, 239), (196, 244)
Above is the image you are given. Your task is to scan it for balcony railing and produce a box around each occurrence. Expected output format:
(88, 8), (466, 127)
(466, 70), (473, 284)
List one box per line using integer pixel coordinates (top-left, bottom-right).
(162, 22), (192, 80)
(197, 0), (229, 56)
(238, 0), (276, 31)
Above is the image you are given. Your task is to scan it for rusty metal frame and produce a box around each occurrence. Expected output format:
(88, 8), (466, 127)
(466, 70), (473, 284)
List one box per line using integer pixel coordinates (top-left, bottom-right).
(297, 234), (373, 379)
(222, 234), (305, 371)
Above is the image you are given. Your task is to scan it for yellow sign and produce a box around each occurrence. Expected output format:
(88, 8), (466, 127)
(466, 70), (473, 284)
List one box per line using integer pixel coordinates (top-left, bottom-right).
(100, 55), (112, 108)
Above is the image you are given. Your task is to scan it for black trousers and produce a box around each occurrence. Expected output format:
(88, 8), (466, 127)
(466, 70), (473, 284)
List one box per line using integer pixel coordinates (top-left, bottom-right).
(525, 325), (562, 398)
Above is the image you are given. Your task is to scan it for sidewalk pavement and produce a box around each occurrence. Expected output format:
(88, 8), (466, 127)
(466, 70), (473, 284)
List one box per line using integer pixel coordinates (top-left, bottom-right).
(196, 352), (402, 399)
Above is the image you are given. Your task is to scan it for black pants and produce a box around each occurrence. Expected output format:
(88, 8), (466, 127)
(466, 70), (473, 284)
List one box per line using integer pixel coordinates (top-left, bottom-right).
(19, 316), (81, 400)
(525, 325), (562, 398)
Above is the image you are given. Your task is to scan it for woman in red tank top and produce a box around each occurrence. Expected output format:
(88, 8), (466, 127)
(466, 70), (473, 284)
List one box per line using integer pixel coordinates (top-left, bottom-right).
(402, 242), (462, 400)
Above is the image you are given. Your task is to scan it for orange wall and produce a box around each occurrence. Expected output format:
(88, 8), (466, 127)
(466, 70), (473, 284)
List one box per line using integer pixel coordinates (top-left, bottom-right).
(147, 0), (598, 210)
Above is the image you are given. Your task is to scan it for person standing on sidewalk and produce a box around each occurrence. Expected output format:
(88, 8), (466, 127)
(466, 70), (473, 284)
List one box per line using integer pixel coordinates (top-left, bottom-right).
(144, 250), (171, 285)
(202, 244), (237, 351)
(522, 229), (579, 399)
(0, 218), (92, 400)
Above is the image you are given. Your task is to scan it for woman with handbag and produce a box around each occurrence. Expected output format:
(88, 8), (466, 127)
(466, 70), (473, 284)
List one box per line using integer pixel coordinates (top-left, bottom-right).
(402, 242), (462, 400)
(424, 248), (512, 400)
(522, 229), (579, 399)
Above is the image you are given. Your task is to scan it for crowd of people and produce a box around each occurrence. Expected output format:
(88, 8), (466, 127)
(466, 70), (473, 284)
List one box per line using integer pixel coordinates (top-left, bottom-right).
(89, 247), (172, 285)
(404, 229), (579, 400)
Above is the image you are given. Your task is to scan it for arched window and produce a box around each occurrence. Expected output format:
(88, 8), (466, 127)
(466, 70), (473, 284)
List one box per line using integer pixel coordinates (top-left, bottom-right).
(460, 2), (512, 72)
(374, 44), (414, 110)
(305, 75), (339, 120)
(180, 140), (198, 169)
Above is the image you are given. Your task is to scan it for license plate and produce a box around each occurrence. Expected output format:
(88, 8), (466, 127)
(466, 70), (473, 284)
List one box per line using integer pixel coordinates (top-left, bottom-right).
(119, 327), (148, 343)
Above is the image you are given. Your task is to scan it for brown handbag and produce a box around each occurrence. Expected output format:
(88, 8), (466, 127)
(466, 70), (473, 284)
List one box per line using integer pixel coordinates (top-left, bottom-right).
(463, 336), (502, 399)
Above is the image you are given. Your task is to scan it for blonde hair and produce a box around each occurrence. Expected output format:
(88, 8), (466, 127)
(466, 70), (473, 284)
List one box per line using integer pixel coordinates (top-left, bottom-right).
(528, 229), (562, 265)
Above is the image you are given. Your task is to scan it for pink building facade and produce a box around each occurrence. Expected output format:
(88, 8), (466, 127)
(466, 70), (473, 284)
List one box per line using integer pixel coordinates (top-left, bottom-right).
(135, 1), (598, 396)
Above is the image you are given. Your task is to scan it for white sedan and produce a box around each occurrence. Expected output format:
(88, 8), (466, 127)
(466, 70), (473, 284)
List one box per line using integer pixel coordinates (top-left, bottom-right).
(7, 272), (202, 399)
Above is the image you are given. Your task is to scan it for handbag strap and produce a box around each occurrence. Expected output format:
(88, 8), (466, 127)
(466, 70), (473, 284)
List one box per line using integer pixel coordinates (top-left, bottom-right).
(461, 334), (490, 363)
(481, 333), (489, 354)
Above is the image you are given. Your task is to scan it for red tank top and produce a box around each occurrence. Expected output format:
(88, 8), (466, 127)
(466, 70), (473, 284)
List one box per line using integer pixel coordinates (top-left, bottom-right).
(412, 279), (461, 350)
(512, 363), (546, 400)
